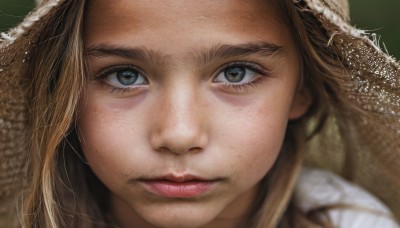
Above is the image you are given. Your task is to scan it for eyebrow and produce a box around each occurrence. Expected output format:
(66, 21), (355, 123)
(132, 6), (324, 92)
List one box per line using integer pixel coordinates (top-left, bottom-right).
(197, 41), (284, 65)
(86, 43), (162, 62)
(86, 41), (284, 65)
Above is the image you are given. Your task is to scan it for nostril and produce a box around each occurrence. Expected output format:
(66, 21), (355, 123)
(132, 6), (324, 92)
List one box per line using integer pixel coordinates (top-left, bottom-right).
(188, 146), (203, 153)
(155, 146), (203, 155)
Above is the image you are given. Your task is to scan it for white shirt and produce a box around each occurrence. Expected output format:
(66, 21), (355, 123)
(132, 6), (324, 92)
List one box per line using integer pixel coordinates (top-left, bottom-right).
(294, 168), (399, 228)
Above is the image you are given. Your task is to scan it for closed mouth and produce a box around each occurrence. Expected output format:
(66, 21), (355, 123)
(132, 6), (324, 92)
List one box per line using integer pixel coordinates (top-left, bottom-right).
(138, 174), (222, 198)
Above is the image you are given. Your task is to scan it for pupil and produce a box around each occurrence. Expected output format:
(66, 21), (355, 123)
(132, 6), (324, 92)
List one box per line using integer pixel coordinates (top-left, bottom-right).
(224, 66), (245, 83)
(117, 70), (138, 85)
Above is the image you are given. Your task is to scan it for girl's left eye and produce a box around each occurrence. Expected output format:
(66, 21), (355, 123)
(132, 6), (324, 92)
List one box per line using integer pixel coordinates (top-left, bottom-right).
(213, 63), (267, 85)
(102, 68), (148, 88)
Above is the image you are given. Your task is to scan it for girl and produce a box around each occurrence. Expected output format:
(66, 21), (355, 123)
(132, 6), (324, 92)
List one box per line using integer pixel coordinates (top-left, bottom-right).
(0, 0), (399, 227)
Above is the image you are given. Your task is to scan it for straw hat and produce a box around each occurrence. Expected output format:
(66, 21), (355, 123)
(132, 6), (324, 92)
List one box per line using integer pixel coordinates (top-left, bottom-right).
(1, 0), (399, 224)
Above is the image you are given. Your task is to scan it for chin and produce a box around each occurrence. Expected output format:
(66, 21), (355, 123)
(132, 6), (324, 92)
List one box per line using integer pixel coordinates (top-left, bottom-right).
(137, 205), (221, 228)
(148, 219), (210, 228)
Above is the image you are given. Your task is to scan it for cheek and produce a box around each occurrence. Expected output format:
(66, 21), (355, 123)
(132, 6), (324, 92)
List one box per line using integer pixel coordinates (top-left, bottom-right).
(211, 97), (290, 187)
(77, 99), (147, 188)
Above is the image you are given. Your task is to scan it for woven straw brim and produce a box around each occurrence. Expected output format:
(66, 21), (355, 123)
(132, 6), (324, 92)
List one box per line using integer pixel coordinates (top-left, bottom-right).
(302, 0), (400, 221)
(0, 0), (399, 225)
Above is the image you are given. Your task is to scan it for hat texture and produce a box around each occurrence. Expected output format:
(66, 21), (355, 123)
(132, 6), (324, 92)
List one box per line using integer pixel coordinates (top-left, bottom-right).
(0, 0), (399, 225)
(302, 0), (400, 221)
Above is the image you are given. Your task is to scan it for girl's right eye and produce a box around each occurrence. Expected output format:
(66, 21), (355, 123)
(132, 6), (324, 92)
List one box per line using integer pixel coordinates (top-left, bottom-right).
(100, 67), (148, 89)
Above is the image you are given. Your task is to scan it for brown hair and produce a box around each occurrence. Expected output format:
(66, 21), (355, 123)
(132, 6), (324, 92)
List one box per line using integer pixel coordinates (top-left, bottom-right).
(22, 0), (351, 227)
(250, 0), (349, 227)
(24, 1), (91, 227)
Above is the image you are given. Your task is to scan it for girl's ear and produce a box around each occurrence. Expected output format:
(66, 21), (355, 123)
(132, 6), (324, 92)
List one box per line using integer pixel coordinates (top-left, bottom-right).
(288, 87), (312, 120)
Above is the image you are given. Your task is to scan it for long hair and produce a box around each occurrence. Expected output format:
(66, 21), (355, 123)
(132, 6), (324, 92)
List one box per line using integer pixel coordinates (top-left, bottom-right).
(24, 1), (89, 227)
(23, 0), (352, 227)
(250, 1), (348, 227)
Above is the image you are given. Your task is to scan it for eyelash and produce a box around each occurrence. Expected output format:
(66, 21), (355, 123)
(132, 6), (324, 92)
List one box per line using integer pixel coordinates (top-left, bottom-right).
(93, 61), (271, 94)
(215, 61), (271, 93)
(94, 65), (146, 94)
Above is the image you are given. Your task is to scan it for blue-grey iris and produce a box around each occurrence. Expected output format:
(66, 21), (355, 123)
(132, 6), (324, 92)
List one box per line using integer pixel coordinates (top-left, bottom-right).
(117, 70), (138, 85)
(224, 66), (245, 83)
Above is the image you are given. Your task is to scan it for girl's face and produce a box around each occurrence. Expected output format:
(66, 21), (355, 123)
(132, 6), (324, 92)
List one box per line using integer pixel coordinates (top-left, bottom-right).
(80, 0), (308, 227)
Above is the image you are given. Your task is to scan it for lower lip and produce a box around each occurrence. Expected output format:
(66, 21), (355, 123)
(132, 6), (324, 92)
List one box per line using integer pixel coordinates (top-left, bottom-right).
(142, 180), (216, 198)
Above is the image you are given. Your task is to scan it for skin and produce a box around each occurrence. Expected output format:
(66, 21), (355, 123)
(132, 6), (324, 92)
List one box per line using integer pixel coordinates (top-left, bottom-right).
(80, 0), (310, 227)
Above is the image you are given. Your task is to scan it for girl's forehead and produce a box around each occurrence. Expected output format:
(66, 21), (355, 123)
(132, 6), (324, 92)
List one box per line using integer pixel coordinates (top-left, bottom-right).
(85, 0), (278, 26)
(84, 0), (288, 43)
(86, 0), (275, 18)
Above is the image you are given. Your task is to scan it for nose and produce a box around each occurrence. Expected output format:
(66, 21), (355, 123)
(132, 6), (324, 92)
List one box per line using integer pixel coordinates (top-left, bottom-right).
(150, 87), (208, 155)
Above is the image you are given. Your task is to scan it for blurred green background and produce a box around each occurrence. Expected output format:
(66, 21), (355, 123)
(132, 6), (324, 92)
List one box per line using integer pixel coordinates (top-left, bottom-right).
(0, 0), (399, 59)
